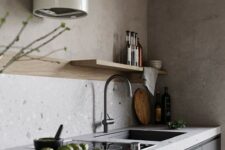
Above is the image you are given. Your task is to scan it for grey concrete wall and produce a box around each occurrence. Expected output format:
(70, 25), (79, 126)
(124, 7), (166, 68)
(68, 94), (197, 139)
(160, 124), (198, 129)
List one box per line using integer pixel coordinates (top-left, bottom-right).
(0, 0), (148, 149)
(148, 0), (225, 149)
(0, 0), (148, 62)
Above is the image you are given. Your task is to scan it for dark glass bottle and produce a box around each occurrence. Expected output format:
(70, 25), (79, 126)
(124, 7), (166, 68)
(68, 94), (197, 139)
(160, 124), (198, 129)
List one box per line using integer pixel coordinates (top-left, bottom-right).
(162, 87), (171, 124)
(137, 38), (143, 67)
(130, 32), (135, 66)
(155, 90), (162, 124)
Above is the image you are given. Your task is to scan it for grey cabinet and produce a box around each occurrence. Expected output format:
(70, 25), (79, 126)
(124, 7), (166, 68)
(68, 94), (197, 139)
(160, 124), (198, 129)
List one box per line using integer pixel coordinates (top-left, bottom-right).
(188, 136), (220, 150)
(191, 147), (202, 150)
(194, 147), (202, 150)
(202, 137), (220, 150)
(188, 146), (202, 150)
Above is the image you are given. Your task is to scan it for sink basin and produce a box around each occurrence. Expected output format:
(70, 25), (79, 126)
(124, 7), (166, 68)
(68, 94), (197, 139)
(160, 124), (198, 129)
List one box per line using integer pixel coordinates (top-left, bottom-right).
(95, 130), (185, 141)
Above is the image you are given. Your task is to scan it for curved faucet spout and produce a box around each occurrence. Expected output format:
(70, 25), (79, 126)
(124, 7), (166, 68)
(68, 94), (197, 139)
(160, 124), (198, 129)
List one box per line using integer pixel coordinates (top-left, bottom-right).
(103, 74), (133, 133)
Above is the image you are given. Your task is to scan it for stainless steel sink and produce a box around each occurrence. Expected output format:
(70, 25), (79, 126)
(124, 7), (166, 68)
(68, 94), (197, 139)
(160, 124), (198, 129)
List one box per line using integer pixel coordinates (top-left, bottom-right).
(95, 130), (185, 141)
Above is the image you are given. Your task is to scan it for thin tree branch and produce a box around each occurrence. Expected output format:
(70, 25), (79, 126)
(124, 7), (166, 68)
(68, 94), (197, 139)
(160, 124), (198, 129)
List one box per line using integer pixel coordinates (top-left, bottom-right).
(18, 25), (62, 54)
(18, 56), (61, 64)
(37, 47), (67, 58)
(0, 45), (66, 56)
(0, 23), (63, 58)
(0, 12), (9, 29)
(0, 45), (34, 53)
(0, 27), (70, 73)
(0, 45), (25, 49)
(0, 15), (32, 56)
(19, 28), (69, 57)
(18, 47), (67, 64)
(0, 22), (64, 55)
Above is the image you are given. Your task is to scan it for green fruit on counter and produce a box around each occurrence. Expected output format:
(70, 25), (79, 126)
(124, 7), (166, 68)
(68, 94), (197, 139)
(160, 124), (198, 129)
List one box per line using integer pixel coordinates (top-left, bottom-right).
(41, 148), (54, 150)
(80, 143), (89, 150)
(58, 145), (73, 150)
(70, 144), (82, 150)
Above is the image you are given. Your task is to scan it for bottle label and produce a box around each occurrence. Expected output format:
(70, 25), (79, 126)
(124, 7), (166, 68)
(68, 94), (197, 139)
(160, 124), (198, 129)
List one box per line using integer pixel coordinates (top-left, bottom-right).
(134, 47), (139, 66)
(156, 107), (162, 122)
(127, 46), (131, 65)
(131, 46), (135, 66)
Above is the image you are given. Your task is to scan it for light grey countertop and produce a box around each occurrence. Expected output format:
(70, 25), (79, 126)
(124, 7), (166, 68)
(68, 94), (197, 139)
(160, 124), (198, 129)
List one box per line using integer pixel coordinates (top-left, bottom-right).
(70, 126), (221, 150)
(6, 126), (221, 150)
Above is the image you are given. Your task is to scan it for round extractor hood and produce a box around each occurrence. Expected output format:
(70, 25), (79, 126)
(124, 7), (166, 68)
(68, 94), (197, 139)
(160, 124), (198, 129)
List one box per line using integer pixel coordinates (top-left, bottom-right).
(33, 0), (88, 19)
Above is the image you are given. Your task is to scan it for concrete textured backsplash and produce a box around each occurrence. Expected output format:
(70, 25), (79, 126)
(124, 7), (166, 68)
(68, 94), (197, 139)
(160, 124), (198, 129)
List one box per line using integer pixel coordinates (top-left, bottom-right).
(148, 0), (225, 148)
(0, 74), (139, 149)
(0, 0), (148, 149)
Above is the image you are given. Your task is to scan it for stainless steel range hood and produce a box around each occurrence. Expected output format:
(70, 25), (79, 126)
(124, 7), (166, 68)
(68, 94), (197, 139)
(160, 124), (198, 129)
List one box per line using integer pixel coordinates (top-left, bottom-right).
(33, 0), (88, 19)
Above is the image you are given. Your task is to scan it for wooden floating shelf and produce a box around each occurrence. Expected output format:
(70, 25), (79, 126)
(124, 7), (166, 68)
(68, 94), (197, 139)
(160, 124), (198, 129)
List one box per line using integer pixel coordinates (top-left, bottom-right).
(70, 59), (143, 72)
(1, 53), (167, 81)
(70, 59), (167, 75)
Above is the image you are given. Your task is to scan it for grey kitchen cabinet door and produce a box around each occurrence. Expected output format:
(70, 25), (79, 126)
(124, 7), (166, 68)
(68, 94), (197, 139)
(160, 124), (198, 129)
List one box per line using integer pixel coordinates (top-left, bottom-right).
(187, 136), (221, 150)
(202, 138), (220, 150)
(192, 147), (202, 150)
(187, 145), (202, 150)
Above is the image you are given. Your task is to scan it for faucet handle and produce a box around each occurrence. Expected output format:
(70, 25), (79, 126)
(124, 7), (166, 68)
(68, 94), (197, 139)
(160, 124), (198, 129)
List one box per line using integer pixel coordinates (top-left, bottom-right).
(102, 118), (115, 125)
(107, 113), (112, 119)
(106, 114), (115, 124)
(106, 118), (115, 125)
(102, 114), (115, 125)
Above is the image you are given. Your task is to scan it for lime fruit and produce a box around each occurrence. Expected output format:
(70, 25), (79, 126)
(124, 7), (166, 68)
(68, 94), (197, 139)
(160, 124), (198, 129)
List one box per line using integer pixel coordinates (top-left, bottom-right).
(41, 148), (54, 150)
(58, 145), (73, 150)
(80, 143), (89, 150)
(70, 143), (82, 150)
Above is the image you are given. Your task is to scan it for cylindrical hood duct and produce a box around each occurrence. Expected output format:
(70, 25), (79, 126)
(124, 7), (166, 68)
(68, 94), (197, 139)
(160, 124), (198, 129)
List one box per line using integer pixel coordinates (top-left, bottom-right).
(33, 0), (88, 19)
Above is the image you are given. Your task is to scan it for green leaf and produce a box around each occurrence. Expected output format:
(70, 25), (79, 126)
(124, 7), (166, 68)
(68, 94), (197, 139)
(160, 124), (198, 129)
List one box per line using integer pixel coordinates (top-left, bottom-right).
(36, 49), (40, 52)
(0, 18), (5, 23)
(60, 22), (66, 28)
(168, 120), (186, 129)
(65, 27), (71, 31)
(22, 16), (32, 26)
(22, 21), (28, 25)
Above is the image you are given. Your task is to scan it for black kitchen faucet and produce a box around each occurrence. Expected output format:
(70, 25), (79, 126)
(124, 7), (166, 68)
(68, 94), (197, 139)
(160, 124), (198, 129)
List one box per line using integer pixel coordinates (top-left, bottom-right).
(102, 74), (133, 133)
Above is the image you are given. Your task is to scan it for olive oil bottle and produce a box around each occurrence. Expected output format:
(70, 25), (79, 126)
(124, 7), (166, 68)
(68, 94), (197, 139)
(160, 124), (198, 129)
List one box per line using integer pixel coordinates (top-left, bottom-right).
(162, 87), (171, 124)
(155, 90), (162, 124)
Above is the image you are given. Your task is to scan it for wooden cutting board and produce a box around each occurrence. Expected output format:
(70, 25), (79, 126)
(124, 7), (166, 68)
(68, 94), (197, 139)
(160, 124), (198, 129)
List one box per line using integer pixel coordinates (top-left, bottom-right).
(133, 88), (151, 125)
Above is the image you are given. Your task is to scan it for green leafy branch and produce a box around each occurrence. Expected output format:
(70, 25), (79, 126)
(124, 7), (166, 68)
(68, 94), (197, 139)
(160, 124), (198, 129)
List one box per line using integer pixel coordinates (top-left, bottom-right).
(168, 120), (186, 129)
(18, 47), (68, 64)
(0, 15), (32, 57)
(0, 13), (71, 73)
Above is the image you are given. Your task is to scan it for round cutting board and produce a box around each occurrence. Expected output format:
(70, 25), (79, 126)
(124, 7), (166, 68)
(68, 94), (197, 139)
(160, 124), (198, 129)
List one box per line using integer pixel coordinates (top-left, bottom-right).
(133, 88), (151, 125)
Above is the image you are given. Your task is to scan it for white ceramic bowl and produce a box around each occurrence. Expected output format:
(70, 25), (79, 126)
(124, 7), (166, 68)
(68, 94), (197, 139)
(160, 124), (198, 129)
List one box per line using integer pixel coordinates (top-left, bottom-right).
(150, 60), (162, 69)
